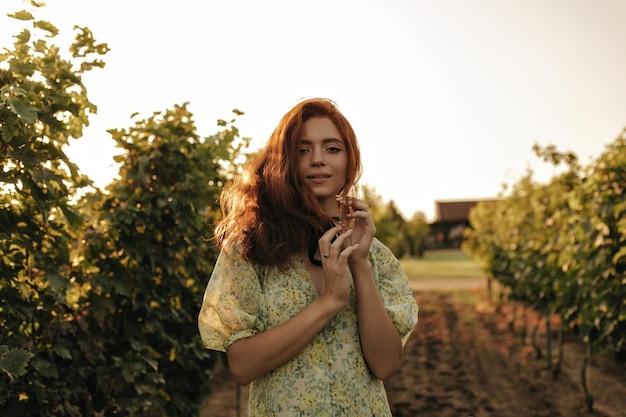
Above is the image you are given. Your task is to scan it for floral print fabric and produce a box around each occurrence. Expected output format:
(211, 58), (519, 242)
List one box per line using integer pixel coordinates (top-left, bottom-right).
(198, 238), (418, 417)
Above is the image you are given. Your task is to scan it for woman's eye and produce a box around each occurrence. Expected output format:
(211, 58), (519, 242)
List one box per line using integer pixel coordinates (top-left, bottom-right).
(299, 147), (310, 154)
(326, 146), (341, 153)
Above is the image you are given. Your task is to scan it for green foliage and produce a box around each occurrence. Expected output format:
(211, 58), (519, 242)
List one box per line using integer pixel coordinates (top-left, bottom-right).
(0, 5), (108, 414)
(404, 211), (430, 258)
(0, 346), (34, 380)
(464, 133), (626, 358)
(556, 134), (626, 350)
(73, 104), (247, 416)
(360, 185), (429, 257)
(1, 4), (249, 416)
(376, 201), (409, 257)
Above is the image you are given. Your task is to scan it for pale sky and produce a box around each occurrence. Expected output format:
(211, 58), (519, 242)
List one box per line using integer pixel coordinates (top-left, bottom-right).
(2, 0), (626, 220)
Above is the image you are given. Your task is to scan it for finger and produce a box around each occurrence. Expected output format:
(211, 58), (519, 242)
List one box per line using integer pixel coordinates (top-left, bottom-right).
(337, 196), (367, 210)
(338, 243), (360, 261)
(346, 210), (374, 224)
(318, 225), (343, 258)
(319, 225), (343, 243)
(330, 228), (353, 248)
(321, 229), (354, 260)
(337, 197), (372, 223)
(332, 229), (356, 254)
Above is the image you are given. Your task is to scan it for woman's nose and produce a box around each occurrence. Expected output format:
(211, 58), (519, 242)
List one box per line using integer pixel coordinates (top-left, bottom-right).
(311, 148), (325, 166)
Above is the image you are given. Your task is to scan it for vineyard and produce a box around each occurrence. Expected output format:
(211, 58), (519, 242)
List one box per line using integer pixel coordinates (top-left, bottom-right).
(463, 136), (626, 411)
(1, 3), (625, 416)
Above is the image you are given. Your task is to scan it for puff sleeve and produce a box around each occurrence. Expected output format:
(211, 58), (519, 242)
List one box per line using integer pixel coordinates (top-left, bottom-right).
(370, 239), (419, 346)
(198, 245), (267, 352)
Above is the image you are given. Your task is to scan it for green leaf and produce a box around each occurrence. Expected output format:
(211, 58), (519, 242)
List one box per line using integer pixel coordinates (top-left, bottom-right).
(8, 10), (34, 21)
(54, 346), (73, 361)
(8, 98), (39, 123)
(14, 28), (32, 44)
(612, 245), (626, 264)
(59, 204), (84, 229)
(0, 345), (34, 380)
(34, 20), (59, 37)
(32, 355), (59, 378)
(48, 271), (67, 293)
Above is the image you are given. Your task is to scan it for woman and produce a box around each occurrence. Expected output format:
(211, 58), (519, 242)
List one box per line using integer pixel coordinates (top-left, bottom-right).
(198, 98), (418, 416)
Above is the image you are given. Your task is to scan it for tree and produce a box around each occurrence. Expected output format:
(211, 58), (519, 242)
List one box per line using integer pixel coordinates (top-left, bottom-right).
(358, 185), (430, 258)
(1, 4), (109, 414)
(1, 3), (251, 415)
(73, 104), (248, 416)
(405, 211), (429, 257)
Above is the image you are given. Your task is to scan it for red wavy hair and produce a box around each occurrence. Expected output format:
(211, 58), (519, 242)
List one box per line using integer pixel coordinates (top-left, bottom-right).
(214, 98), (362, 266)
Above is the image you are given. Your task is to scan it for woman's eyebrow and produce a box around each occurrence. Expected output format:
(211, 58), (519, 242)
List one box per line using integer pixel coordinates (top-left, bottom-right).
(300, 138), (344, 145)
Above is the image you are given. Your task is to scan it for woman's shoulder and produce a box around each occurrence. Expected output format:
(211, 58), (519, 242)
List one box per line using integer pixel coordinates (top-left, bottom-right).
(217, 241), (261, 272)
(369, 238), (404, 274)
(370, 237), (394, 258)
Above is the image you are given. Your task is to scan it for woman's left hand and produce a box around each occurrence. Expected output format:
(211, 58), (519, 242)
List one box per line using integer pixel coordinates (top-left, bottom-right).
(336, 195), (376, 261)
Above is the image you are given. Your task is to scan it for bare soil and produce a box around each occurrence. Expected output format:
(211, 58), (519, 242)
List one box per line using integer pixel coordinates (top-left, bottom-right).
(200, 285), (626, 417)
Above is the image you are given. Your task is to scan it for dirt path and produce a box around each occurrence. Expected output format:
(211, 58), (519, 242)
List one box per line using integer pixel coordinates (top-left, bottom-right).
(409, 276), (486, 292)
(201, 289), (626, 417)
(386, 292), (626, 417)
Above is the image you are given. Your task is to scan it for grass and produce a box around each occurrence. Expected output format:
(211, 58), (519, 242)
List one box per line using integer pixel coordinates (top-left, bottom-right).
(400, 249), (484, 280)
(401, 249), (487, 307)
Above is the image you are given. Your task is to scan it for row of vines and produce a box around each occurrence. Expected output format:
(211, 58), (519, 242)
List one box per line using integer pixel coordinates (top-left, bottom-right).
(463, 132), (626, 410)
(0, 5), (250, 416)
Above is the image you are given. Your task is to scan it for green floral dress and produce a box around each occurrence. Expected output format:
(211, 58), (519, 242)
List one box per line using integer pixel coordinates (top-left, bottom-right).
(198, 238), (418, 417)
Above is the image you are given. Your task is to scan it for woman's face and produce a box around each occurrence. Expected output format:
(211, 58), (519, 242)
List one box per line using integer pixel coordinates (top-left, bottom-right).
(297, 117), (348, 215)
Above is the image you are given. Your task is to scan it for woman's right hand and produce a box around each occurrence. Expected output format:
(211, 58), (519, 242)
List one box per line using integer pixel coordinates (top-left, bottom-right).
(226, 226), (360, 385)
(318, 225), (359, 308)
